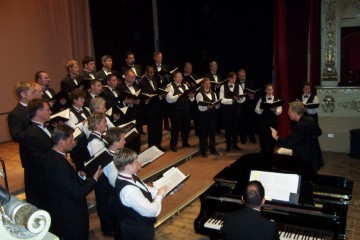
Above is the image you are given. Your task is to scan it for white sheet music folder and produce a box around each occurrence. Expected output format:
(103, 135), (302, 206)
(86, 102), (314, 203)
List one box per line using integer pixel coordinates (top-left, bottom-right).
(137, 146), (164, 167)
(249, 170), (301, 204)
(152, 167), (190, 197)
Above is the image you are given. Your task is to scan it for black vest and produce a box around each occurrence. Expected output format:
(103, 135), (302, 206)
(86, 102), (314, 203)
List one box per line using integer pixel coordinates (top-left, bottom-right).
(261, 96), (279, 114)
(200, 90), (216, 103)
(224, 83), (240, 100)
(69, 106), (90, 123)
(115, 178), (157, 226)
(170, 82), (189, 111)
(304, 93), (315, 104)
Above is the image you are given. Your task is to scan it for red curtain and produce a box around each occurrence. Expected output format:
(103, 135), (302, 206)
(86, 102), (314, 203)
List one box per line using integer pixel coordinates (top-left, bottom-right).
(273, 0), (290, 137)
(273, 0), (320, 137)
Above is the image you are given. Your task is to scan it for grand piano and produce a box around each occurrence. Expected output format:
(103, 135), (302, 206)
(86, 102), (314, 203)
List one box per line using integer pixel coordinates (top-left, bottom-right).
(194, 153), (353, 240)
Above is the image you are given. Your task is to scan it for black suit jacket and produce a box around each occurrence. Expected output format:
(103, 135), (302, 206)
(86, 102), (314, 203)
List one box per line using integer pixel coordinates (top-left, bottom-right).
(24, 123), (53, 209)
(120, 64), (143, 78)
(78, 69), (96, 81)
(44, 150), (96, 238)
(154, 64), (171, 88)
(8, 103), (30, 167)
(99, 87), (122, 110)
(278, 116), (323, 171)
(96, 69), (119, 85)
(60, 74), (80, 94)
(42, 87), (56, 101)
(222, 206), (279, 240)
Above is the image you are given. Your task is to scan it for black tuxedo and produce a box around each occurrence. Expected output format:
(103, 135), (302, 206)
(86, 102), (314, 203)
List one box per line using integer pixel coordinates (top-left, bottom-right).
(8, 103), (30, 167)
(84, 92), (97, 108)
(120, 64), (143, 78)
(238, 80), (258, 143)
(79, 69), (96, 81)
(44, 150), (96, 239)
(205, 72), (222, 93)
(278, 116), (323, 172)
(96, 69), (118, 85)
(42, 87), (56, 101)
(61, 74), (81, 94)
(154, 63), (171, 130)
(222, 206), (279, 240)
(24, 123), (52, 210)
(140, 76), (163, 148)
(99, 86), (122, 110)
(118, 82), (142, 153)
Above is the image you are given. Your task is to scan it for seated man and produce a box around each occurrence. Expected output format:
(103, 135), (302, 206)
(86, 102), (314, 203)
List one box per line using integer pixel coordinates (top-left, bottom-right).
(222, 180), (279, 240)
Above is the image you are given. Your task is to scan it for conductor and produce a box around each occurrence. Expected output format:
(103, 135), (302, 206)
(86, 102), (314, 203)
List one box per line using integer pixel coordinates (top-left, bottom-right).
(222, 180), (279, 240)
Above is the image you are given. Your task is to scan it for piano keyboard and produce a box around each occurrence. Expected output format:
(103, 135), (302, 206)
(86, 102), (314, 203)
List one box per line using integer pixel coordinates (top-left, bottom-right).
(203, 212), (225, 230)
(278, 224), (333, 240)
(204, 213), (334, 240)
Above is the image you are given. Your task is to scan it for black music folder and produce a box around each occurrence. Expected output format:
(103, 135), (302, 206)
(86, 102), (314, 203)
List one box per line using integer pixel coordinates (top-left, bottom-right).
(121, 90), (142, 100)
(178, 89), (194, 98)
(260, 99), (284, 109)
(198, 99), (222, 107)
(245, 88), (261, 94)
(156, 88), (169, 95)
(226, 91), (248, 99)
(296, 99), (320, 109)
(83, 148), (113, 176)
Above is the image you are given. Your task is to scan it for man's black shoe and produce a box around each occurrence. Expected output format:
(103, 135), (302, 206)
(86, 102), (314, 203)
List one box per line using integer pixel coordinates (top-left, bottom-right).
(158, 146), (167, 152)
(201, 152), (208, 158)
(170, 146), (178, 152)
(182, 143), (192, 148)
(226, 147), (231, 152)
(210, 150), (220, 155)
(103, 231), (114, 237)
(233, 145), (242, 151)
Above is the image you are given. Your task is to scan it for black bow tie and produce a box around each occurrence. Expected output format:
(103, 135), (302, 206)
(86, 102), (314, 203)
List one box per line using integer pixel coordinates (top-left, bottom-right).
(229, 85), (234, 88)
(205, 91), (210, 94)
(78, 110), (84, 115)
(304, 95), (309, 98)
(267, 97), (272, 100)
(176, 85), (181, 88)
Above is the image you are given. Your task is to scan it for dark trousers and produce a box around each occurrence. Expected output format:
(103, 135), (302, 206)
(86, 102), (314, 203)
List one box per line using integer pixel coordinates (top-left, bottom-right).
(146, 101), (163, 148)
(169, 104), (190, 147)
(198, 110), (216, 153)
(162, 100), (170, 129)
(120, 222), (154, 240)
(94, 175), (115, 234)
(238, 104), (257, 143)
(258, 112), (278, 154)
(222, 104), (239, 148)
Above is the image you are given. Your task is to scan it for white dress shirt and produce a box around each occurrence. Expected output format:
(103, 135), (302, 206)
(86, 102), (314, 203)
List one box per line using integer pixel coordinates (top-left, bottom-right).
(219, 84), (246, 105)
(196, 91), (220, 112)
(66, 106), (90, 131)
(255, 96), (282, 116)
(87, 131), (105, 156)
(118, 173), (163, 217)
(165, 83), (194, 103)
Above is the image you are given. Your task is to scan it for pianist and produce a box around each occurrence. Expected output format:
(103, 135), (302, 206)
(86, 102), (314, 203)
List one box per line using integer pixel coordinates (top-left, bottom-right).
(221, 180), (279, 240)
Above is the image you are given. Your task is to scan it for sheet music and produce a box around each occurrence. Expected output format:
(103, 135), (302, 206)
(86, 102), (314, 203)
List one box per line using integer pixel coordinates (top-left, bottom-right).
(119, 106), (128, 114)
(125, 127), (138, 138)
(137, 146), (164, 166)
(73, 127), (82, 139)
(170, 67), (178, 74)
(250, 171), (300, 202)
(50, 108), (70, 120)
(277, 147), (293, 156)
(153, 167), (189, 196)
(195, 78), (203, 84)
(119, 120), (136, 129)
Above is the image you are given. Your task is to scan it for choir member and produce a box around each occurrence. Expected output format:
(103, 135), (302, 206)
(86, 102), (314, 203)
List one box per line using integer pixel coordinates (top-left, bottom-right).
(166, 71), (195, 152)
(255, 83), (282, 154)
(237, 69), (257, 144)
(301, 82), (319, 122)
(79, 55), (97, 81)
(120, 51), (143, 81)
(24, 98), (52, 211)
(84, 79), (103, 108)
(114, 148), (168, 240)
(196, 77), (220, 157)
(44, 125), (102, 240)
(96, 55), (118, 85)
(140, 65), (167, 151)
(220, 72), (246, 151)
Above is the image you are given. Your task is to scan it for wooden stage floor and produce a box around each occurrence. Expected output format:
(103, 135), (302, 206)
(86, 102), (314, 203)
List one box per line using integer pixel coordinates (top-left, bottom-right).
(0, 132), (359, 240)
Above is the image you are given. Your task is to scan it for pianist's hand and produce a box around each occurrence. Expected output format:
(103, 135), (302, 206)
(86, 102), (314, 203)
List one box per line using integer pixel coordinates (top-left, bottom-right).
(270, 127), (279, 141)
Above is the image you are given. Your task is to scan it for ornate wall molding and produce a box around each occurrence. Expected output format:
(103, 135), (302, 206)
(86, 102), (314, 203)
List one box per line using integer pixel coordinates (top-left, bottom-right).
(317, 86), (360, 116)
(321, 0), (339, 84)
